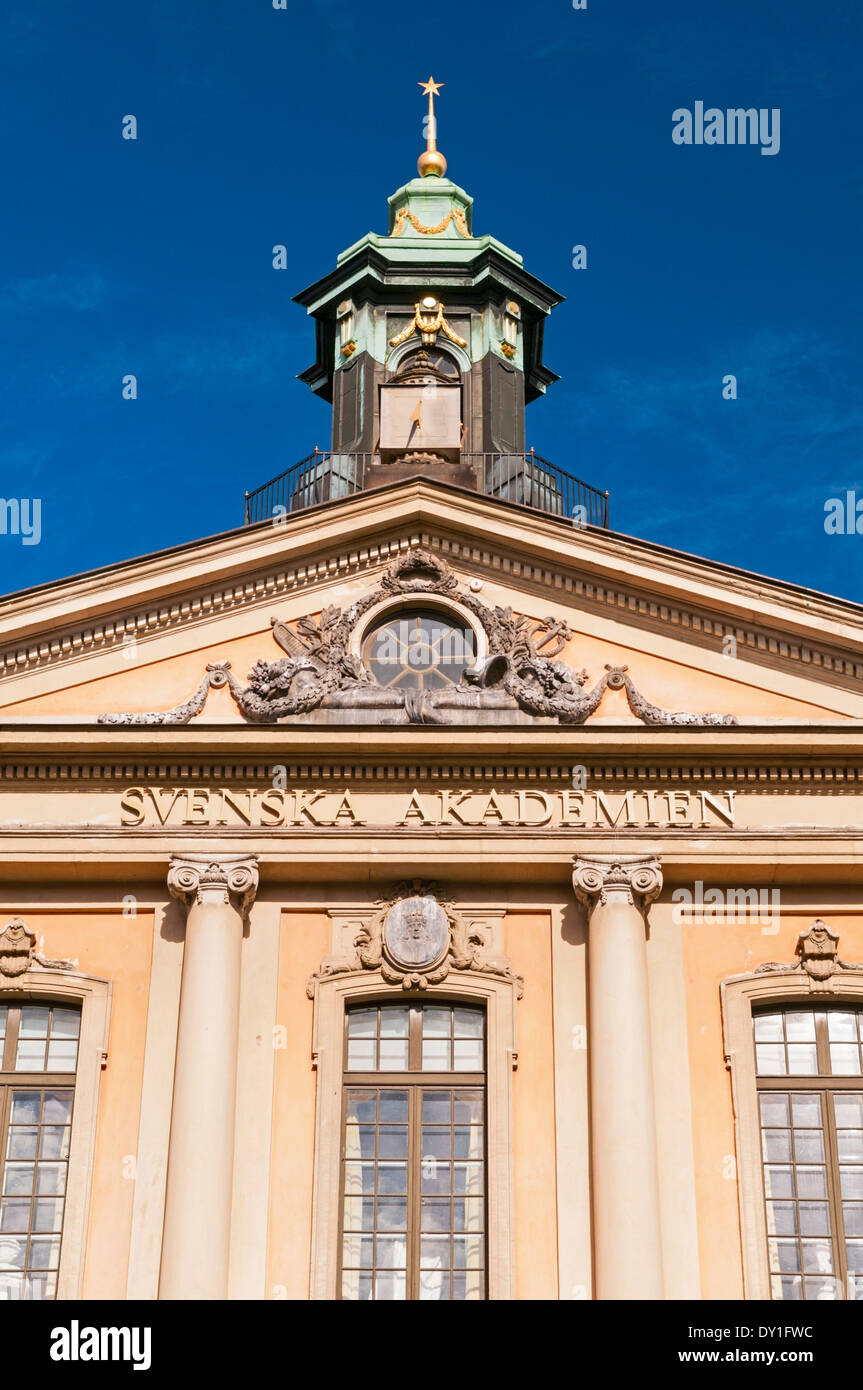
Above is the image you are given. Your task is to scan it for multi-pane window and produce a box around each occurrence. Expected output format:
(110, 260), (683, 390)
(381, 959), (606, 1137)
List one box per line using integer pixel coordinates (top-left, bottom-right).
(361, 611), (477, 692)
(754, 1005), (863, 1300)
(340, 1001), (486, 1301)
(0, 1003), (80, 1300)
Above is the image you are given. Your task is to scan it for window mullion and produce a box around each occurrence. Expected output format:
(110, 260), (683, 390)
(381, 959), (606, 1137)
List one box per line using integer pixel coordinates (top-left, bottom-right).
(409, 1004), (422, 1071)
(0, 1083), (10, 1272)
(757, 1076), (821, 1091)
(822, 1090), (849, 1296)
(335, 1078), (348, 1300)
(5, 1005), (21, 1072)
(0, 1083), (10, 1169)
(408, 1084), (420, 1301)
(814, 1011), (830, 1075)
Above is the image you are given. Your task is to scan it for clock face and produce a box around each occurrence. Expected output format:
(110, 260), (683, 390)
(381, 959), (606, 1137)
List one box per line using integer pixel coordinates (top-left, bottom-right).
(362, 608), (476, 691)
(378, 383), (461, 452)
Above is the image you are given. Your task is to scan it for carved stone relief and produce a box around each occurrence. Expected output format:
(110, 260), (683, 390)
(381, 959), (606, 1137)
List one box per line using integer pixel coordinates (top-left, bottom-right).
(384, 896), (449, 970)
(0, 918), (77, 980)
(755, 920), (863, 994)
(572, 855), (664, 914)
(99, 546), (738, 729)
(307, 880), (524, 995)
(167, 855), (259, 912)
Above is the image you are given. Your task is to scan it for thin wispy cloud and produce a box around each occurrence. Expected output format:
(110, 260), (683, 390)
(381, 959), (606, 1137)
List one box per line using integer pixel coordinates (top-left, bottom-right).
(0, 317), (302, 405)
(568, 326), (860, 459)
(0, 11), (51, 135)
(155, 322), (302, 389)
(0, 272), (109, 312)
(629, 19), (833, 96)
(310, 0), (355, 54)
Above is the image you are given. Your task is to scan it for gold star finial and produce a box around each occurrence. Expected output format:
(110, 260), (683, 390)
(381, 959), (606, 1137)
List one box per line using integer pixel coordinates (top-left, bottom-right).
(417, 75), (447, 178)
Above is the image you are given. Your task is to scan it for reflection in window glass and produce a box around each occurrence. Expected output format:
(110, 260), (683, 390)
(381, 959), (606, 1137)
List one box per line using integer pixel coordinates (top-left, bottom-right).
(361, 610), (476, 692)
(1, 1090), (72, 1300)
(754, 1006), (863, 1300)
(341, 1002), (486, 1300)
(14, 1007), (80, 1074)
(1, 1003), (81, 1299)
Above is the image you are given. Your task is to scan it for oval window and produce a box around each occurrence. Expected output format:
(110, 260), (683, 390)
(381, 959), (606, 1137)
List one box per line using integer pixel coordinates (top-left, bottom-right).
(361, 608), (476, 691)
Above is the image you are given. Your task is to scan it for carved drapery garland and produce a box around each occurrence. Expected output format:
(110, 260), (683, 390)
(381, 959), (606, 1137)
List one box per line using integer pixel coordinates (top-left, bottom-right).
(98, 546), (739, 729)
(390, 207), (471, 238)
(306, 880), (523, 996)
(755, 920), (863, 994)
(0, 918), (77, 980)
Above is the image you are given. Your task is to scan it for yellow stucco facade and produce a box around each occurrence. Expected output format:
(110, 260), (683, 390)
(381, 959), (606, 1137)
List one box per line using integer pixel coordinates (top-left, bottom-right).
(2, 480), (863, 1301)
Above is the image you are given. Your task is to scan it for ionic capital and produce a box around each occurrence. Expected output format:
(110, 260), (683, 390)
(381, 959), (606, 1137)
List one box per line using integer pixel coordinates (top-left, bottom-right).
(167, 854), (259, 912)
(572, 855), (663, 913)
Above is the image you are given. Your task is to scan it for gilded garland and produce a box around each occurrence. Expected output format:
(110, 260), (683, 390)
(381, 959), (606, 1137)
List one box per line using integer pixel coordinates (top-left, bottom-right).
(390, 207), (470, 238)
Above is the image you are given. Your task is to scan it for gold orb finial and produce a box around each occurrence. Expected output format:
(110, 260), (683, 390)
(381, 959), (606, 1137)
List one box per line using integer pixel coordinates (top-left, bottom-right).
(418, 148), (447, 177)
(418, 75), (446, 178)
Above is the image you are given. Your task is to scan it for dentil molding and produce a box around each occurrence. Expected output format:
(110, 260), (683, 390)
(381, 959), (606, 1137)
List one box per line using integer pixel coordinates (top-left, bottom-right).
(2, 531), (861, 693)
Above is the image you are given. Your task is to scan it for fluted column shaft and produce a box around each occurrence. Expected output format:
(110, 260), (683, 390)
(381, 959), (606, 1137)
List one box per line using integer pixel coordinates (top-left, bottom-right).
(573, 855), (664, 1300)
(159, 854), (258, 1300)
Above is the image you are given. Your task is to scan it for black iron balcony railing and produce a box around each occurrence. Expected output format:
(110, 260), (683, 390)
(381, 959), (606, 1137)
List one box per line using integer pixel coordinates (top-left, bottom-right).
(243, 448), (610, 528)
(243, 451), (373, 524)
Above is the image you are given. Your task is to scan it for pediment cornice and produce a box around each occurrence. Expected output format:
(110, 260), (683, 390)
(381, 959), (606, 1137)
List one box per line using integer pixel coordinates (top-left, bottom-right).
(3, 722), (863, 771)
(1, 481), (862, 694)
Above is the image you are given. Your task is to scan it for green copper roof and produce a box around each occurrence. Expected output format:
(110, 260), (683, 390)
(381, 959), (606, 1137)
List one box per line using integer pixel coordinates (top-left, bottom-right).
(334, 172), (524, 270)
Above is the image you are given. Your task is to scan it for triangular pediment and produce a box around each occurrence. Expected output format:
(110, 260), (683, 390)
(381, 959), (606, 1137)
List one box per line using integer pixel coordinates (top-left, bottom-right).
(1, 479), (862, 728)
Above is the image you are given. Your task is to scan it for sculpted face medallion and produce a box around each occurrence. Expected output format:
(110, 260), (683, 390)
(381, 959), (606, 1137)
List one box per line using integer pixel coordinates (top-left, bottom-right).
(384, 896), (448, 970)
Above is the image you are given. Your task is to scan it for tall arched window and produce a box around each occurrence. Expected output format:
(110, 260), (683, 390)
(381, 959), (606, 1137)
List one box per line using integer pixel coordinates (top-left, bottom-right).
(0, 1001), (81, 1300)
(339, 1000), (486, 1300)
(754, 1004), (863, 1300)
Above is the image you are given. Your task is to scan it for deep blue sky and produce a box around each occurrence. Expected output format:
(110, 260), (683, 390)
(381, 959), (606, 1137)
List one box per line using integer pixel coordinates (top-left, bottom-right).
(1, 0), (861, 601)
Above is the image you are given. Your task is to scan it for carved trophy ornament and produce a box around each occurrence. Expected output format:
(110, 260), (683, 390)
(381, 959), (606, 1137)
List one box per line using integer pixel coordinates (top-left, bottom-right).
(755, 921), (863, 994)
(0, 918), (76, 980)
(98, 546), (738, 728)
(307, 881), (524, 995)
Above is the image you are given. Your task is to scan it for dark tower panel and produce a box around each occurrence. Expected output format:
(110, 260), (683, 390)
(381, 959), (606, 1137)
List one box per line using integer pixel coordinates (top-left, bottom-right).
(485, 356), (526, 456)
